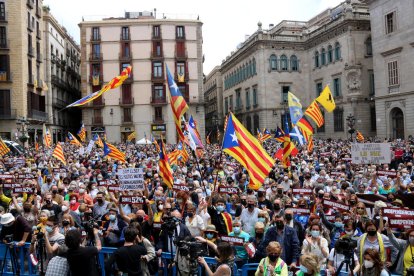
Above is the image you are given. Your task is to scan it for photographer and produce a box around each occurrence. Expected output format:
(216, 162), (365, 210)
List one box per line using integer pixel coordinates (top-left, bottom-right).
(0, 213), (31, 246)
(198, 242), (233, 276)
(65, 228), (102, 276)
(327, 237), (360, 276)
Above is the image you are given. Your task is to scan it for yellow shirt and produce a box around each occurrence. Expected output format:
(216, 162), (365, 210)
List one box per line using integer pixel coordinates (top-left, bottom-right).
(404, 245), (414, 276)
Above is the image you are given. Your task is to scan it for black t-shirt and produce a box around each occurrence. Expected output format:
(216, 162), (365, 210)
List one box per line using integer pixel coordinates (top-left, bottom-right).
(67, 246), (99, 276)
(109, 244), (147, 276)
(41, 204), (62, 217)
(0, 215), (31, 242)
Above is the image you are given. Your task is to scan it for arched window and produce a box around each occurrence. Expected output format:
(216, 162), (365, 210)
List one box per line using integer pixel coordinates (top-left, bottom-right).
(335, 42), (341, 60)
(290, 55), (298, 71)
(253, 58), (256, 74)
(321, 48), (326, 65)
(365, 37), (372, 56)
(280, 55), (288, 71)
(270, 54), (277, 70)
(327, 45), (333, 63)
(314, 51), (319, 68)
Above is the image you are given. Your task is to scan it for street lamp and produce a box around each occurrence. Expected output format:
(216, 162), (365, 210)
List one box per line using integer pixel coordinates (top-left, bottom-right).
(16, 117), (29, 149)
(346, 114), (356, 141)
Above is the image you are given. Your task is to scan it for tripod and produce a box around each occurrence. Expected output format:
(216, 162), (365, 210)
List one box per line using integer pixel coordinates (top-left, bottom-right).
(36, 237), (46, 276)
(336, 252), (355, 276)
(0, 242), (20, 276)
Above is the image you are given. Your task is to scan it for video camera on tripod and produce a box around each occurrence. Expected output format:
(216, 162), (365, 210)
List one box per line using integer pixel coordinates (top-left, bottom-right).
(81, 216), (101, 242)
(161, 216), (181, 235)
(334, 237), (357, 276)
(174, 237), (207, 259)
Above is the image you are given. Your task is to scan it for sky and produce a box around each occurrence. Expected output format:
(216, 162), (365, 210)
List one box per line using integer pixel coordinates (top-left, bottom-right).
(43, 0), (344, 75)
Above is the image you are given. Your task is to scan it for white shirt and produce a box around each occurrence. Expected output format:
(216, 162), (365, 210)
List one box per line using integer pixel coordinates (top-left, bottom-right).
(185, 215), (205, 237)
(328, 248), (358, 274)
(240, 207), (259, 234)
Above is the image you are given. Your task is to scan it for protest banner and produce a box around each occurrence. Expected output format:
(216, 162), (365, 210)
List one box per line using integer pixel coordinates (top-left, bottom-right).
(323, 200), (350, 212)
(388, 218), (414, 229)
(383, 208), (414, 218)
(290, 208), (310, 215)
(86, 140), (95, 155)
(117, 168), (145, 191)
(377, 171), (397, 178)
(330, 171), (342, 176)
(120, 196), (144, 204)
(173, 184), (190, 192)
(326, 215), (350, 222)
(218, 186), (238, 194)
(17, 174), (34, 180)
(0, 174), (14, 179)
(98, 180), (116, 186)
(13, 187), (33, 194)
(351, 143), (391, 164)
(292, 189), (313, 195)
(220, 236), (244, 246)
(107, 185), (120, 192)
(3, 183), (22, 189)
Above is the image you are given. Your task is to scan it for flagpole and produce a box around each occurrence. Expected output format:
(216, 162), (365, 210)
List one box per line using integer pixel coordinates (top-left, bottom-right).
(212, 113), (228, 195)
(190, 148), (207, 194)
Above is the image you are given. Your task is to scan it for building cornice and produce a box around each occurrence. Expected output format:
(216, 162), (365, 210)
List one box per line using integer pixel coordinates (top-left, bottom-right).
(380, 47), (403, 57)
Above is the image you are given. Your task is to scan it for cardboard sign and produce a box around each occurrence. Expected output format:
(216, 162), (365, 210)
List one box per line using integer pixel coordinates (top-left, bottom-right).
(3, 183), (21, 189)
(292, 189), (313, 195)
(220, 235), (244, 246)
(383, 208), (414, 218)
(290, 208), (310, 215)
(351, 143), (391, 164)
(173, 184), (190, 192)
(326, 215), (350, 222)
(117, 168), (145, 191)
(98, 180), (117, 186)
(388, 218), (414, 229)
(13, 187), (33, 194)
(153, 222), (162, 229)
(107, 185), (120, 192)
(53, 168), (67, 173)
(323, 200), (350, 212)
(120, 196), (144, 204)
(17, 174), (34, 180)
(218, 186), (238, 194)
(342, 158), (352, 161)
(330, 171), (342, 176)
(0, 174), (14, 179)
(377, 171), (397, 178)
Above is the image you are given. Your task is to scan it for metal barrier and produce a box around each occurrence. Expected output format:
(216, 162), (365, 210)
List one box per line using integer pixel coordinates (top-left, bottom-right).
(0, 243), (37, 276)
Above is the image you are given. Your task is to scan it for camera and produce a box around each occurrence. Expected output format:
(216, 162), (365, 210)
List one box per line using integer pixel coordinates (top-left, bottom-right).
(161, 216), (181, 235)
(174, 237), (207, 259)
(81, 217), (101, 241)
(4, 234), (13, 244)
(334, 237), (357, 257)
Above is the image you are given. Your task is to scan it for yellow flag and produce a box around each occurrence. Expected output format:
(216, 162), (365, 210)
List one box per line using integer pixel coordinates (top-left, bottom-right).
(316, 85), (336, 112)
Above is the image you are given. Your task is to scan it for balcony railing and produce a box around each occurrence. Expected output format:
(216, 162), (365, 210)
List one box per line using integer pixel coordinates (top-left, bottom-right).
(122, 114), (133, 123)
(92, 116), (103, 125)
(0, 109), (17, 119)
(120, 33), (130, 41)
(29, 109), (47, 121)
(36, 53), (43, 63)
(119, 52), (132, 61)
(28, 47), (35, 57)
(0, 40), (9, 49)
(92, 98), (105, 107)
(26, 0), (34, 9)
(89, 74), (103, 86)
(234, 104), (244, 113)
(90, 34), (101, 42)
(0, 71), (11, 82)
(51, 75), (66, 88)
(35, 6), (42, 18)
(0, 12), (7, 22)
(151, 74), (164, 82)
(152, 115), (164, 123)
(150, 96), (167, 105)
(89, 52), (103, 61)
(52, 97), (66, 108)
(119, 97), (134, 106)
(175, 49), (188, 59)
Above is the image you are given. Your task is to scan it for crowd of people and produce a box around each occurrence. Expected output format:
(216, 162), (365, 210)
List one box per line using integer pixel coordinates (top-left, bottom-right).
(0, 137), (413, 276)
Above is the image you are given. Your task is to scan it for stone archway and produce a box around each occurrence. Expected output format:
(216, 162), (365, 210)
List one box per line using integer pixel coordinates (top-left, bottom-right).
(390, 107), (404, 139)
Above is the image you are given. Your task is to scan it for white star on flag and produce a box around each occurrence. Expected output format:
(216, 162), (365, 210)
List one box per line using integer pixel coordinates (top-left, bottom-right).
(230, 132), (238, 143)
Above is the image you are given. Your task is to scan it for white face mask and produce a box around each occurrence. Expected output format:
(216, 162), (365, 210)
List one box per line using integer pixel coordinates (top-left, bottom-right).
(364, 260), (374, 269)
(61, 206), (68, 212)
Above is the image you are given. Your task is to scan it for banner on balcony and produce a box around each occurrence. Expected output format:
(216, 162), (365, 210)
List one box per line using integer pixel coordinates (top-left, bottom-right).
(66, 66), (132, 108)
(92, 75), (100, 86)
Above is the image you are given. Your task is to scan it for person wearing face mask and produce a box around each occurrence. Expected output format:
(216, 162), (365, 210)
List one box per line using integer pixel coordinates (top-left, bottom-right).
(21, 202), (37, 229)
(271, 199), (284, 218)
(258, 189), (273, 211)
(256, 241), (288, 276)
(327, 236), (361, 276)
(319, 212), (345, 249)
(361, 248), (389, 276)
(249, 222), (267, 262)
(259, 214), (300, 269)
(60, 214), (75, 235)
(41, 192), (62, 217)
(297, 253), (321, 276)
(69, 195), (80, 212)
(103, 208), (127, 247)
(50, 185), (64, 205)
(39, 216), (65, 259)
(58, 201), (81, 228)
(77, 184), (93, 208)
(89, 181), (99, 199)
(207, 197), (233, 235)
(185, 204), (205, 237)
(285, 209), (306, 246)
(92, 192), (109, 219)
(357, 220), (397, 269)
(240, 195), (260, 234)
(302, 223), (329, 268)
(385, 223), (414, 275)
(228, 220), (250, 268)
(0, 212), (31, 247)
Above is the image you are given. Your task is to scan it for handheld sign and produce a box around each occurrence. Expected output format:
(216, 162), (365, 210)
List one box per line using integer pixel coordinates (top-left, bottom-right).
(220, 236), (244, 246)
(173, 184), (190, 192)
(120, 196), (144, 204)
(218, 186), (238, 194)
(323, 200), (350, 212)
(3, 183), (22, 189)
(13, 187), (33, 194)
(292, 189), (312, 195)
(98, 180), (116, 186)
(377, 171), (397, 178)
(351, 143), (391, 164)
(107, 185), (120, 192)
(117, 168), (145, 191)
(290, 208), (310, 215)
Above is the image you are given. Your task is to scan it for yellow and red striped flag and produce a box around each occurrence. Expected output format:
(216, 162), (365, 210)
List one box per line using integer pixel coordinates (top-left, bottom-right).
(103, 141), (126, 163)
(206, 133), (211, 145)
(0, 138), (10, 157)
(93, 134), (104, 148)
(304, 100), (324, 127)
(43, 124), (52, 148)
(307, 136), (314, 153)
(222, 113), (274, 190)
(356, 131), (365, 142)
(77, 123), (86, 142)
(127, 131), (136, 142)
(68, 132), (82, 147)
(52, 143), (66, 165)
(168, 149), (181, 165)
(296, 117), (314, 142)
(158, 139), (174, 188)
(166, 65), (188, 142)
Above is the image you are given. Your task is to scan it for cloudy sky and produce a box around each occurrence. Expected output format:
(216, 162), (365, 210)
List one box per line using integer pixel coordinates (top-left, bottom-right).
(43, 0), (343, 74)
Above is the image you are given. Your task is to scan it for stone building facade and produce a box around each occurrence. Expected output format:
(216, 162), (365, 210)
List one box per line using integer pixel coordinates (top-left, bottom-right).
(365, 0), (414, 139)
(204, 66), (223, 143)
(214, 1), (375, 139)
(79, 12), (205, 143)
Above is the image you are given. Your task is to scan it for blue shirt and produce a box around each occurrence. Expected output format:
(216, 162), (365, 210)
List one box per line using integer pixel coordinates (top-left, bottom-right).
(229, 231), (250, 260)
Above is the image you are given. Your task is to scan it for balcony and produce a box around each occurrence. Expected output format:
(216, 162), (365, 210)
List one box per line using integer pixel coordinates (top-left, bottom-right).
(119, 52), (132, 62)
(51, 75), (65, 88)
(26, 0), (34, 9)
(36, 53), (43, 63)
(150, 51), (164, 59)
(28, 47), (35, 57)
(89, 74), (103, 86)
(0, 71), (11, 82)
(92, 116), (103, 125)
(35, 6), (42, 18)
(152, 115), (164, 123)
(29, 109), (47, 121)
(151, 74), (164, 82)
(234, 104), (244, 113)
(0, 12), (7, 22)
(0, 40), (9, 50)
(92, 98), (105, 108)
(119, 97), (134, 107)
(175, 72), (189, 83)
(90, 34), (101, 42)
(120, 33), (130, 41)
(52, 97), (66, 108)
(150, 96), (167, 105)
(123, 73), (133, 84)
(89, 52), (103, 61)
(0, 109), (17, 120)
(121, 114), (133, 124)
(36, 29), (41, 40)
(27, 74), (34, 86)
(175, 49), (188, 59)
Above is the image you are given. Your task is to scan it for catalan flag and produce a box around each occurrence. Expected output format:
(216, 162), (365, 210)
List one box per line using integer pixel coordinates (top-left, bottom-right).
(307, 136), (314, 153)
(356, 131), (365, 142)
(296, 117), (314, 142)
(274, 127), (285, 143)
(52, 143), (66, 165)
(93, 134), (104, 148)
(34, 131), (39, 151)
(166, 65), (188, 142)
(222, 113), (274, 190)
(168, 149), (181, 165)
(282, 117), (298, 168)
(151, 135), (160, 152)
(158, 139), (174, 189)
(256, 129), (263, 142)
(68, 132), (82, 147)
(316, 85), (336, 112)
(206, 132), (211, 145)
(67, 66), (132, 107)
(305, 100), (324, 127)
(77, 124), (86, 142)
(0, 137), (10, 157)
(103, 141), (126, 163)
(127, 131), (136, 142)
(189, 115), (201, 140)
(259, 129), (272, 142)
(43, 124), (52, 148)
(288, 92), (303, 125)
(177, 142), (189, 162)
